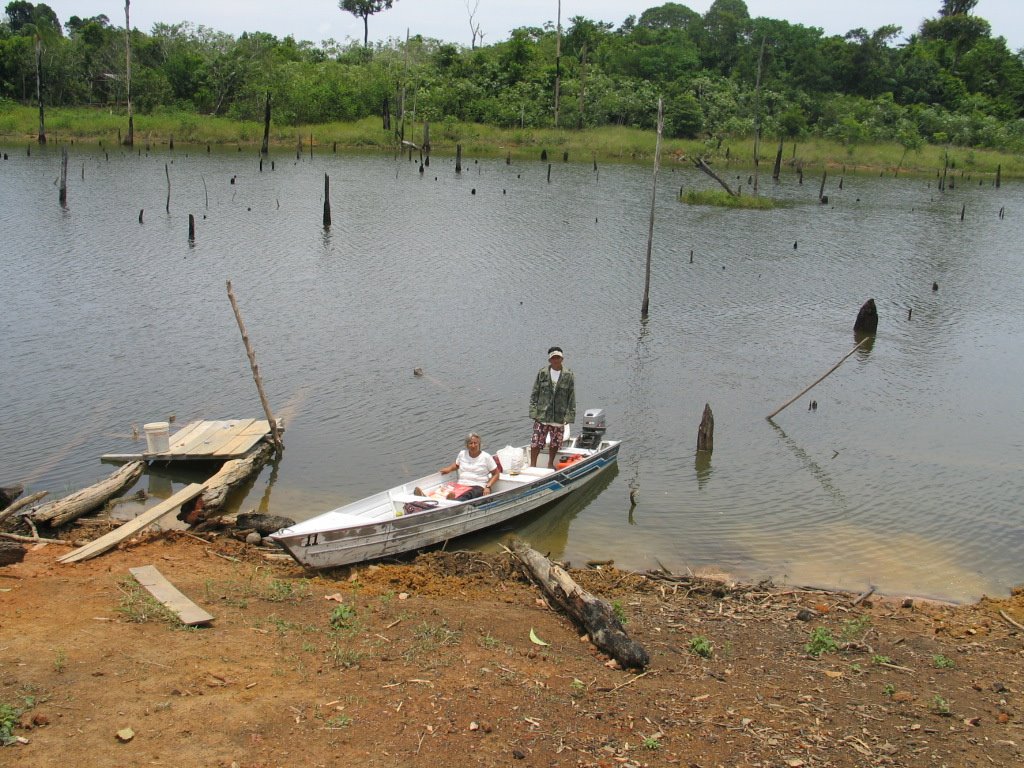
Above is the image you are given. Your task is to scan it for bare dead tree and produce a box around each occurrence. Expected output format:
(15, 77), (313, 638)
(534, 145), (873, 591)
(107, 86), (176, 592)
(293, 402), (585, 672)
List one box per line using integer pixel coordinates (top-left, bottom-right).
(466, 0), (484, 49)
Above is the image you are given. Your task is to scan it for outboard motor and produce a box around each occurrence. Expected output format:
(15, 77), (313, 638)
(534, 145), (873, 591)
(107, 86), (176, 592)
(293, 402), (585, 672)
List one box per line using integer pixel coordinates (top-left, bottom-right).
(576, 408), (607, 449)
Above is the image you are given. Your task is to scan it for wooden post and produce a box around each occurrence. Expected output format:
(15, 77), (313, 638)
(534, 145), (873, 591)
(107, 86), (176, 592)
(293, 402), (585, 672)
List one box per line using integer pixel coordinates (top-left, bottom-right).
(164, 163), (170, 213)
(772, 136), (783, 181)
(59, 147), (68, 206)
(767, 338), (868, 421)
(960, 204), (965, 221)
(226, 280), (283, 452)
(696, 403), (714, 453)
(188, 213), (195, 242)
(641, 97), (664, 320)
(261, 91), (271, 155)
(323, 174), (332, 228)
(547, 163), (552, 182)
(996, 164), (1001, 188)
(422, 122), (430, 155)
(818, 170), (827, 203)
(455, 143), (462, 174)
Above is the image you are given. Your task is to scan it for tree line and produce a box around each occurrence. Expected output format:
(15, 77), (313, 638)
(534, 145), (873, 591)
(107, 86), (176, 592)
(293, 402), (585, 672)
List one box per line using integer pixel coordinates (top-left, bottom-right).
(2, 0), (1022, 151)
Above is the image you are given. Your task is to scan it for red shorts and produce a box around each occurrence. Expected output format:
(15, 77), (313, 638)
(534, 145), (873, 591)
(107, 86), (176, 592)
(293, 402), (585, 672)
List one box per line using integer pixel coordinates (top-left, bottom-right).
(531, 421), (564, 451)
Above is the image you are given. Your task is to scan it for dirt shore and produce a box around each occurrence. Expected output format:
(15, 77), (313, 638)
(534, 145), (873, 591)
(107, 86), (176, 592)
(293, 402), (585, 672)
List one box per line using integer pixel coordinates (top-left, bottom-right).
(2, 531), (1022, 767)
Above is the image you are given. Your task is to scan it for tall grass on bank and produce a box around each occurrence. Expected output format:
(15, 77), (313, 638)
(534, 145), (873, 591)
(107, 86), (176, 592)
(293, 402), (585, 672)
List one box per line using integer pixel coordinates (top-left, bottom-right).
(0, 104), (1019, 178)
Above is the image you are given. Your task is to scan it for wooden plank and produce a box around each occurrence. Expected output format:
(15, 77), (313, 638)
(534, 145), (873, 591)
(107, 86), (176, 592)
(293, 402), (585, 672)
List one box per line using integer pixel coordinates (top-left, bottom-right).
(164, 420), (207, 449)
(212, 424), (269, 457)
(58, 483), (206, 563)
(196, 419), (256, 456)
(128, 565), (214, 625)
(167, 421), (231, 455)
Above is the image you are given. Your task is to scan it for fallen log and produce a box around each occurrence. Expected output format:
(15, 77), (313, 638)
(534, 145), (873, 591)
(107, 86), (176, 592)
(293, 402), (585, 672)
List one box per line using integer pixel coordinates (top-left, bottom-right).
(29, 462), (144, 528)
(692, 157), (738, 197)
(0, 490), (49, 530)
(510, 539), (649, 670)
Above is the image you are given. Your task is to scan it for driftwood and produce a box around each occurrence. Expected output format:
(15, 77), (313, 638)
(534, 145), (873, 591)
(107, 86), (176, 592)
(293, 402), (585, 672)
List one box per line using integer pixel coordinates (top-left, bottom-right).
(0, 540), (26, 566)
(28, 462), (144, 528)
(692, 158), (738, 197)
(510, 539), (649, 670)
(0, 490), (49, 530)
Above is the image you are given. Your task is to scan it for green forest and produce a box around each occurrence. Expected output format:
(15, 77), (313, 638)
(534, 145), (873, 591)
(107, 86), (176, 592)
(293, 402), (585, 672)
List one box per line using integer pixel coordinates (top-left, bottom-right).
(2, 0), (1023, 152)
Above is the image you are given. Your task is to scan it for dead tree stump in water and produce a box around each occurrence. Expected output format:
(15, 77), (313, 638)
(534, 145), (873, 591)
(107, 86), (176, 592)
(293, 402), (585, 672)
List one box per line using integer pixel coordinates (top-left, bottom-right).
(854, 299), (878, 334)
(772, 137), (783, 181)
(697, 403), (714, 453)
(188, 214), (195, 242)
(59, 147), (68, 206)
(323, 174), (331, 228)
(455, 143), (462, 174)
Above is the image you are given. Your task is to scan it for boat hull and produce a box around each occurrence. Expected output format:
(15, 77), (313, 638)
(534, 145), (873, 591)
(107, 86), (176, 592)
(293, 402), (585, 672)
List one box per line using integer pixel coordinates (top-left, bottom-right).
(270, 440), (619, 569)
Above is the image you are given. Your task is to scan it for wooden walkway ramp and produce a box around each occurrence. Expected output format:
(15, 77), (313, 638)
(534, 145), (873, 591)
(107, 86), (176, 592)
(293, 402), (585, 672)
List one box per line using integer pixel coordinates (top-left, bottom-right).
(101, 419), (276, 462)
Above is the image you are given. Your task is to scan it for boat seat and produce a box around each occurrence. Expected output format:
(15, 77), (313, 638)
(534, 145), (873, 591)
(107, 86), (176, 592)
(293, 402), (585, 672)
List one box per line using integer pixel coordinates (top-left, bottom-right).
(515, 466), (555, 477)
(389, 492), (461, 509)
(497, 473), (532, 484)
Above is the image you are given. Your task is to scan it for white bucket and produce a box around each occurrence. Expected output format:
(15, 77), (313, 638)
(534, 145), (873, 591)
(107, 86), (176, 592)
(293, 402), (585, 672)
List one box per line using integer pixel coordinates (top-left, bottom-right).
(143, 421), (170, 454)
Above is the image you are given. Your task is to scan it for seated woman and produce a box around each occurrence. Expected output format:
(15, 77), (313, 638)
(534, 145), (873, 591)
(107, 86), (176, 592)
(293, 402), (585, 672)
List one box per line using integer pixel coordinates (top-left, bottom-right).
(417, 433), (499, 501)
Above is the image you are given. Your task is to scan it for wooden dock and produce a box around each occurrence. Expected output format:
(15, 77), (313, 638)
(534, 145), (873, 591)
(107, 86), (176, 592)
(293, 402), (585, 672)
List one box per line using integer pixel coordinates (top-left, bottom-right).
(101, 419), (278, 462)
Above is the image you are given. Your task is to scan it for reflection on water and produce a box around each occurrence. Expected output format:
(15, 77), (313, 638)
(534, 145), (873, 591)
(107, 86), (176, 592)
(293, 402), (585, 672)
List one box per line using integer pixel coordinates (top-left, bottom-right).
(2, 146), (1023, 602)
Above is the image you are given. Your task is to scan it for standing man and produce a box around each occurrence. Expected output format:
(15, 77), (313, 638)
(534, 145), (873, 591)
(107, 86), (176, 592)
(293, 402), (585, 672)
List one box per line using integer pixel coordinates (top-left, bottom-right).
(529, 346), (576, 468)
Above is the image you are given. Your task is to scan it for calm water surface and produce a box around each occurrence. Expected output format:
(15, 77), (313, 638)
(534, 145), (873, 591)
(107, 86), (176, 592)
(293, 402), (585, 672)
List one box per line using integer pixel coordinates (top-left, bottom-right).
(1, 142), (1021, 602)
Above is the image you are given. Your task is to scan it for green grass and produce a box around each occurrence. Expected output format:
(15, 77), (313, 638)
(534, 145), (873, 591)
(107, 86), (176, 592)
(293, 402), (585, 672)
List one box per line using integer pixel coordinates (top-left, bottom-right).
(2, 103), (1020, 177)
(116, 576), (180, 625)
(689, 635), (713, 658)
(681, 189), (779, 208)
(805, 626), (839, 657)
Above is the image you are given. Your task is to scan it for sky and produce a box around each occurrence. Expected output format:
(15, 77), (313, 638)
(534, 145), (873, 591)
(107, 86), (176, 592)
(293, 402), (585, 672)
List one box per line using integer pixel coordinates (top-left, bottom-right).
(36, 1), (1024, 52)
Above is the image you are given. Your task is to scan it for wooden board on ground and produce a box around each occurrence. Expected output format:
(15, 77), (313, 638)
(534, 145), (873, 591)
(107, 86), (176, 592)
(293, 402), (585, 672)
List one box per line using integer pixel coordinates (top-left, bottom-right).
(58, 483), (207, 564)
(128, 565), (214, 625)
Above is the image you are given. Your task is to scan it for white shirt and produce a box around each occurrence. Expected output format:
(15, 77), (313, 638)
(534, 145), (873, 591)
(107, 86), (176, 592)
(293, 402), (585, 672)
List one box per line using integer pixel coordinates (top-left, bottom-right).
(456, 449), (497, 487)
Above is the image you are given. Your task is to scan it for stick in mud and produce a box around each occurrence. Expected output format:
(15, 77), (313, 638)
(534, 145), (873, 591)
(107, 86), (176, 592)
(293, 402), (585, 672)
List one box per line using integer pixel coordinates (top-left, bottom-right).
(226, 281), (284, 452)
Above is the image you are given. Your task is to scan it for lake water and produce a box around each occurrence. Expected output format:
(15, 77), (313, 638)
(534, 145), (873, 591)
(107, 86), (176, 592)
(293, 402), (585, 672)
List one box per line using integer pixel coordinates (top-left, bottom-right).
(1, 141), (1021, 603)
